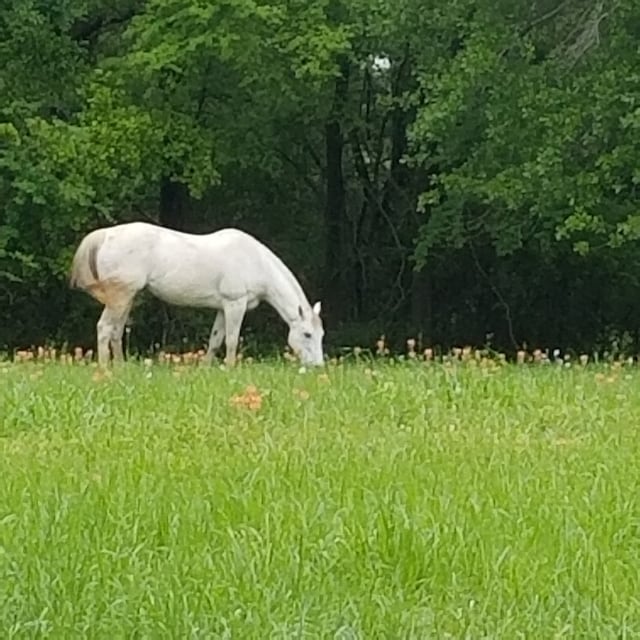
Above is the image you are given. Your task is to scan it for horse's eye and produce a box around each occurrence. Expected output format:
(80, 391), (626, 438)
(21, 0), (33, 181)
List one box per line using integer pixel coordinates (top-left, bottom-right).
(304, 332), (312, 339)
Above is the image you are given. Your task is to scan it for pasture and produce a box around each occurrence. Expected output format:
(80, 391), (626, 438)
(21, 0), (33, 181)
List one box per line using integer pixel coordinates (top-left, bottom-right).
(1, 356), (639, 638)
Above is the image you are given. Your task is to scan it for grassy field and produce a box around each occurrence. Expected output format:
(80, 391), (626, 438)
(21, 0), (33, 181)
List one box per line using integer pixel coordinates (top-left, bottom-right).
(1, 357), (639, 638)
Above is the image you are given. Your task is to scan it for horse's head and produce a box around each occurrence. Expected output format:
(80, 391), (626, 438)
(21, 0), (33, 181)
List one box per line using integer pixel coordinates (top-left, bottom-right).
(289, 301), (325, 366)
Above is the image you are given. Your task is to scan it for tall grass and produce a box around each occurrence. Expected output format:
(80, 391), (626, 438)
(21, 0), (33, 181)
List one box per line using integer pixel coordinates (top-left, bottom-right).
(1, 360), (639, 638)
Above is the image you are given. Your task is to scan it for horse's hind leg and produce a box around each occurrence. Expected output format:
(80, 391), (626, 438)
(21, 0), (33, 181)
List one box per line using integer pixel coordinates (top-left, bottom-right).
(222, 299), (247, 366)
(96, 298), (135, 366)
(97, 308), (115, 366)
(109, 300), (134, 362)
(204, 311), (225, 364)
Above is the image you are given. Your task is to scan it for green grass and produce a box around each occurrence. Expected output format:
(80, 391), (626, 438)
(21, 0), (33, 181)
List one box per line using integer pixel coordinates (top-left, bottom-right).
(1, 360), (640, 638)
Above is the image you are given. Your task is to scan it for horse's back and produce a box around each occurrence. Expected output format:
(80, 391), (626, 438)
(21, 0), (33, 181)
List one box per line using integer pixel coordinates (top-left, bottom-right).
(100, 221), (263, 247)
(143, 225), (271, 306)
(85, 222), (272, 304)
(206, 227), (268, 251)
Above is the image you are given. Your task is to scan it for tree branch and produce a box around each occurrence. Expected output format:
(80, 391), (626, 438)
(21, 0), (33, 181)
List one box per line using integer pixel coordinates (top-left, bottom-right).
(469, 242), (519, 350)
(499, 1), (570, 60)
(70, 10), (137, 43)
(276, 149), (324, 200)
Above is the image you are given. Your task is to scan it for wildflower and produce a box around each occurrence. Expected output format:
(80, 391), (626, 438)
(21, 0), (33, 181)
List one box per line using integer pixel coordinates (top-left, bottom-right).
(230, 385), (263, 411)
(92, 369), (113, 382)
(293, 388), (310, 401)
(516, 350), (526, 365)
(579, 354), (588, 366)
(423, 348), (433, 361)
(406, 339), (416, 358)
(375, 336), (389, 357)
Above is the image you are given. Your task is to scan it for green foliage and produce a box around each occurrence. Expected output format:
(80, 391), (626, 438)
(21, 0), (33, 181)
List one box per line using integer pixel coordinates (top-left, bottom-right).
(1, 0), (640, 350)
(411, 0), (640, 260)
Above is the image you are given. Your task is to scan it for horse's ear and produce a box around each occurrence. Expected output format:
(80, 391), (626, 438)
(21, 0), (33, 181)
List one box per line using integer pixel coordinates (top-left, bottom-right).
(313, 301), (321, 315)
(298, 305), (304, 319)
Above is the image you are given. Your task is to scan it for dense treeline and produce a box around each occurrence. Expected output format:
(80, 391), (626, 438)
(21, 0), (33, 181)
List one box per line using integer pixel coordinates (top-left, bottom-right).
(1, 0), (639, 355)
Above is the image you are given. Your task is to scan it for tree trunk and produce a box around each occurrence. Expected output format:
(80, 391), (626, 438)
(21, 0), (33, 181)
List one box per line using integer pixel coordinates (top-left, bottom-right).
(411, 265), (432, 347)
(375, 49), (415, 318)
(159, 177), (189, 231)
(323, 58), (350, 321)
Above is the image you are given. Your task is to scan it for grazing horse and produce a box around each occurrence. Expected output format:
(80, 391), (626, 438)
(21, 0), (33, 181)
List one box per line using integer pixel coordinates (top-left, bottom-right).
(69, 221), (325, 367)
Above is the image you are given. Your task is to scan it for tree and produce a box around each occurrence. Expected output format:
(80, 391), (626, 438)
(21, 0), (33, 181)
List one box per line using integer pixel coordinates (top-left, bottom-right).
(1, 0), (640, 353)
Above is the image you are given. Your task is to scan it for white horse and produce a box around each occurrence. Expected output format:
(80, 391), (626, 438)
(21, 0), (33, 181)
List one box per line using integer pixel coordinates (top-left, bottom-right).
(69, 221), (325, 367)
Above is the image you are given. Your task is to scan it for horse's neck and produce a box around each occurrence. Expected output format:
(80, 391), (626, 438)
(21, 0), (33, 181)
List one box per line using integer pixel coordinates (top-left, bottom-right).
(263, 253), (308, 325)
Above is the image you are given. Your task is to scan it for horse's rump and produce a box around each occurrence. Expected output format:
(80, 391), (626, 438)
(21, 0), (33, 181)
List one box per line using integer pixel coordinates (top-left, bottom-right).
(69, 228), (107, 291)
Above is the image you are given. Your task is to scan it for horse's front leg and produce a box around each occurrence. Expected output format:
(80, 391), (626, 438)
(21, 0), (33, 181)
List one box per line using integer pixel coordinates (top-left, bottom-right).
(204, 311), (225, 364)
(222, 299), (247, 366)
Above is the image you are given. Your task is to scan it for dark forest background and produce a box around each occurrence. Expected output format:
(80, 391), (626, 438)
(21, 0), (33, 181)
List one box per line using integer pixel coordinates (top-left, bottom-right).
(1, 0), (640, 357)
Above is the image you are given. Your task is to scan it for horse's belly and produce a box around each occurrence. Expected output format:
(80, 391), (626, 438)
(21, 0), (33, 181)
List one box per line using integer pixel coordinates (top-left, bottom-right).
(147, 278), (224, 308)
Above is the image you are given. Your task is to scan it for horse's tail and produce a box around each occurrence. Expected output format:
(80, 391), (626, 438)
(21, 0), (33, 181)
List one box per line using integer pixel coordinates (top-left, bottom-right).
(69, 228), (107, 290)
